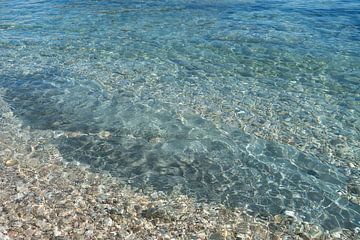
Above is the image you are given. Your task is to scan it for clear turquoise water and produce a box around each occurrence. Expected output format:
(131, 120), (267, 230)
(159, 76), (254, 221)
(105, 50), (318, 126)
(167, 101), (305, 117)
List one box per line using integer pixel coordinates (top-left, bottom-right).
(1, 0), (359, 231)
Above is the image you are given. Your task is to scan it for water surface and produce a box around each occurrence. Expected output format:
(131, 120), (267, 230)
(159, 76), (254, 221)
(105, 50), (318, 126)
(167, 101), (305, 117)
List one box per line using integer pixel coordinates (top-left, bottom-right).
(1, 0), (359, 231)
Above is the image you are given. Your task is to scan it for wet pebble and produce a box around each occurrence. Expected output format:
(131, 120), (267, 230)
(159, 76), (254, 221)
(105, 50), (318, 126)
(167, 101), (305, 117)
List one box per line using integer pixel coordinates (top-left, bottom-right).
(348, 185), (360, 195)
(98, 130), (112, 140)
(304, 224), (324, 239)
(4, 159), (18, 167)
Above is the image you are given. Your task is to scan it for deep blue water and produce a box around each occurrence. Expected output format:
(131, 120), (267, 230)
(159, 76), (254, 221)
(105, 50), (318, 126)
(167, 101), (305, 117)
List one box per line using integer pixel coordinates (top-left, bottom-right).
(1, 0), (360, 231)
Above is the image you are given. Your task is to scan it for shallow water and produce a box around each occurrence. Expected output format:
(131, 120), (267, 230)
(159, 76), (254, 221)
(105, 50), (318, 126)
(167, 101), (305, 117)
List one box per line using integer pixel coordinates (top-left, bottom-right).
(1, 0), (359, 231)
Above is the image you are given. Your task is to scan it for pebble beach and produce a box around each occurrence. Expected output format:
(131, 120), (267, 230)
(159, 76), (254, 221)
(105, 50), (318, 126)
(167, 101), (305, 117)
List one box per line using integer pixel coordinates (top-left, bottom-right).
(0, 91), (358, 240)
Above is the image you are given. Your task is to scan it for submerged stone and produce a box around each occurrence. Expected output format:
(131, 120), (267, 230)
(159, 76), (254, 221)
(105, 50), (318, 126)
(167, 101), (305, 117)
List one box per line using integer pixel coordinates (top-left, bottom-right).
(348, 185), (360, 195)
(98, 130), (112, 140)
(4, 159), (18, 167)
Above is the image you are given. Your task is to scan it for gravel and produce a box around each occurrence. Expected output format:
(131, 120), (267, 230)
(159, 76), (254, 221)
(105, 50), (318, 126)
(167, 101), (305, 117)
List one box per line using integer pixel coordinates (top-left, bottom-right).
(0, 91), (358, 239)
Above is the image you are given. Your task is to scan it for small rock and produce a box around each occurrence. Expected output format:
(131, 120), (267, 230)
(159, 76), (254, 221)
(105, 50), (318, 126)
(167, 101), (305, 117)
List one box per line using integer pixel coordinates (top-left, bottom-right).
(294, 223), (304, 235)
(98, 130), (111, 140)
(7, 231), (18, 238)
(304, 224), (323, 239)
(4, 159), (18, 167)
(13, 192), (25, 201)
(65, 131), (85, 138)
(348, 185), (360, 195)
(274, 215), (283, 224)
(209, 232), (223, 240)
(331, 230), (342, 238)
(53, 227), (62, 237)
(104, 217), (113, 227)
(350, 196), (360, 205)
(284, 210), (296, 218)
(348, 162), (355, 168)
(75, 227), (86, 235)
(162, 234), (171, 240)
(197, 231), (206, 239)
(150, 192), (158, 200)
(16, 184), (29, 194)
(36, 220), (51, 231)
(2, 111), (13, 118)
(85, 230), (94, 237)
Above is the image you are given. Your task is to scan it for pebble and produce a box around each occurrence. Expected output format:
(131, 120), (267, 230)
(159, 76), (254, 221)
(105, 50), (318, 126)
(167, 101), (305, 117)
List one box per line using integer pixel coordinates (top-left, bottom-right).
(274, 214), (283, 224)
(197, 231), (206, 239)
(150, 192), (158, 199)
(65, 131), (86, 138)
(348, 162), (355, 168)
(85, 229), (94, 237)
(104, 218), (113, 227)
(209, 232), (223, 240)
(98, 130), (112, 139)
(53, 227), (62, 237)
(331, 230), (342, 238)
(4, 159), (18, 167)
(305, 224), (324, 239)
(284, 210), (296, 218)
(348, 185), (360, 195)
(2, 111), (13, 118)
